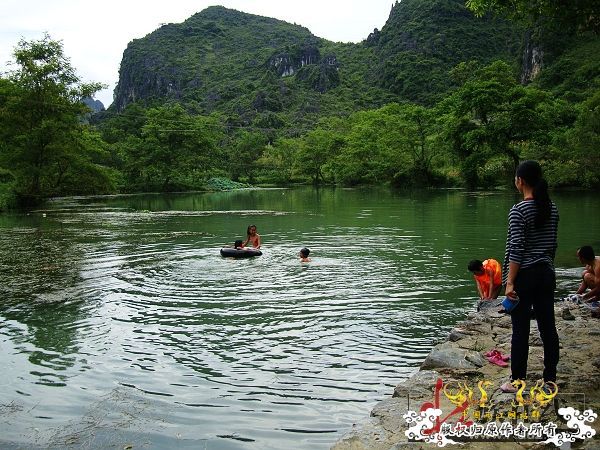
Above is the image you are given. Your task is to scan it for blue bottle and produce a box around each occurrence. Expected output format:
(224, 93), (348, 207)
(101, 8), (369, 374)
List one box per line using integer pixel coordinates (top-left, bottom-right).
(501, 295), (520, 313)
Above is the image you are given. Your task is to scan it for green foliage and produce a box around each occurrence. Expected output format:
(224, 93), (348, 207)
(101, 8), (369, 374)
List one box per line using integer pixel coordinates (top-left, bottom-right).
(257, 138), (301, 184)
(227, 130), (268, 182)
(109, 2), (521, 136)
(0, 35), (114, 205)
(466, 0), (600, 33)
(534, 35), (600, 103)
(542, 91), (600, 187)
(440, 60), (581, 188)
(295, 64), (340, 93)
(571, 92), (600, 186)
(203, 177), (250, 190)
(2, 6), (595, 204)
(117, 104), (225, 191)
(294, 117), (348, 184)
(374, 0), (522, 104)
(0, 170), (16, 211)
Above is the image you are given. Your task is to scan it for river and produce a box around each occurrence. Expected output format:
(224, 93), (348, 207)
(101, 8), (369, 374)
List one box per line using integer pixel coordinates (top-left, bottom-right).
(1, 187), (598, 449)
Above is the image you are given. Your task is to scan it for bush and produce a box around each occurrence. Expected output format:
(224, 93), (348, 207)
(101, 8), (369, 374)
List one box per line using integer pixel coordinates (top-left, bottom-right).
(203, 177), (251, 191)
(0, 182), (17, 211)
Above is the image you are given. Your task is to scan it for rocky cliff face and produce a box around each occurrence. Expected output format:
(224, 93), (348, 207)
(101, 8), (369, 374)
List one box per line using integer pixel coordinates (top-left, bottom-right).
(114, 49), (185, 111)
(82, 97), (105, 113)
(267, 46), (339, 92)
(268, 45), (323, 77)
(521, 30), (544, 83)
(112, 6), (325, 112)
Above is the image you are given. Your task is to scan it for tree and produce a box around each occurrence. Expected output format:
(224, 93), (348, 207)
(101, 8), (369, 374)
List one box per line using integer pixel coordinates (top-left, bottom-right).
(466, 0), (600, 33)
(328, 104), (442, 186)
(257, 138), (300, 184)
(443, 61), (557, 187)
(442, 59), (586, 188)
(294, 117), (347, 185)
(569, 92), (600, 186)
(227, 131), (268, 183)
(125, 104), (224, 191)
(0, 34), (111, 204)
(392, 103), (439, 185)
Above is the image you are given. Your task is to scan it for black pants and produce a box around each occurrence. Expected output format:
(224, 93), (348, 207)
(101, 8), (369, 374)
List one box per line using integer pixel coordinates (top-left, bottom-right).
(511, 264), (559, 382)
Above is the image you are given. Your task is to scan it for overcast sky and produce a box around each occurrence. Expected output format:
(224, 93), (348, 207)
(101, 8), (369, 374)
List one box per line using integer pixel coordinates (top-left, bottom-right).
(0, 0), (396, 107)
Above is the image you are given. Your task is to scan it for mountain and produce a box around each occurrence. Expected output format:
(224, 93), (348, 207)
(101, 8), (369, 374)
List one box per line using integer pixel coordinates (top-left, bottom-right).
(111, 2), (521, 125)
(83, 97), (105, 113)
(370, 0), (522, 103)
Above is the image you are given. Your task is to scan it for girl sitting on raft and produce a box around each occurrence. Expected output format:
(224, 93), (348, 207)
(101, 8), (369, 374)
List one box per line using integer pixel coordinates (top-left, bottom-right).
(243, 225), (261, 249)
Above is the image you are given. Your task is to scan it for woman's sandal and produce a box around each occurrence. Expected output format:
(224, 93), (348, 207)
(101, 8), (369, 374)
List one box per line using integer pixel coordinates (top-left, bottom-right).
(488, 353), (509, 367)
(500, 381), (518, 393)
(484, 349), (510, 363)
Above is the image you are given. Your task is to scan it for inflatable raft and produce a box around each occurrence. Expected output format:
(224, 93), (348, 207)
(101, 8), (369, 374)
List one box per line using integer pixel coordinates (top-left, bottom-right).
(220, 248), (262, 258)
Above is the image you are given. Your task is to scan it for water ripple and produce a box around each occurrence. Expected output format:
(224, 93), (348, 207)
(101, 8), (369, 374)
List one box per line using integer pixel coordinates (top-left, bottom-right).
(2, 189), (597, 449)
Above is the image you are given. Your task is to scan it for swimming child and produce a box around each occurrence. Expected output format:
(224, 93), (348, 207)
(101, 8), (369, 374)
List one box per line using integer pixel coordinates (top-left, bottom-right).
(234, 240), (244, 249)
(299, 247), (311, 262)
(243, 225), (261, 249)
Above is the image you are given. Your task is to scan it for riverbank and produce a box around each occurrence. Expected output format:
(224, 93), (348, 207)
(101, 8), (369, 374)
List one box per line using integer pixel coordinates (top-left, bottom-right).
(333, 299), (600, 449)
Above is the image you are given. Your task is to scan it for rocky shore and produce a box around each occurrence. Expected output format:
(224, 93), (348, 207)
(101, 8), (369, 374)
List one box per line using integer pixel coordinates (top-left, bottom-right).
(333, 299), (600, 449)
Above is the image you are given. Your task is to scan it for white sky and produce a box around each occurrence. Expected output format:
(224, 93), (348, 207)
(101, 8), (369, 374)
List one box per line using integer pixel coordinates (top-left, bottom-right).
(0, 0), (396, 107)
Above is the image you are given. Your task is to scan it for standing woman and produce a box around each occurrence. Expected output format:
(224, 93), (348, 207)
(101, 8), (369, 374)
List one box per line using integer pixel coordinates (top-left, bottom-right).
(501, 160), (559, 392)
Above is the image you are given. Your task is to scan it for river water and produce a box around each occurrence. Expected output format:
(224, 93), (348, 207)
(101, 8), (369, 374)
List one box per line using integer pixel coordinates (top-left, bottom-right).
(1, 188), (598, 449)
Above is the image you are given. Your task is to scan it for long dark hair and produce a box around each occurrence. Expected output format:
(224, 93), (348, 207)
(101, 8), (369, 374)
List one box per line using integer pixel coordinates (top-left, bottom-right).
(516, 160), (551, 228)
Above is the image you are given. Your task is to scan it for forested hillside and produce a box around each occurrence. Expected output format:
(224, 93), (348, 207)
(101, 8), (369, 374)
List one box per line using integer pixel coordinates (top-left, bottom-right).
(370, 0), (521, 103)
(111, 6), (391, 124)
(111, 2), (520, 121)
(0, 0), (598, 209)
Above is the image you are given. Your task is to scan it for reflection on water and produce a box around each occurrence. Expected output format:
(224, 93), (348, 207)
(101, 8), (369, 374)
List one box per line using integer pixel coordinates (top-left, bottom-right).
(0, 188), (598, 449)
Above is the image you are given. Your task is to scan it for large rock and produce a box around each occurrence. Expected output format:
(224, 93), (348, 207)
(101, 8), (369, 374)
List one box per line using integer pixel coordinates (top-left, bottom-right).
(393, 370), (439, 398)
(420, 346), (486, 370)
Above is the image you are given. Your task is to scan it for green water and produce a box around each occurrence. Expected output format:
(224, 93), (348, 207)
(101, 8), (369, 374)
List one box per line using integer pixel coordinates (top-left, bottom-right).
(0, 188), (598, 449)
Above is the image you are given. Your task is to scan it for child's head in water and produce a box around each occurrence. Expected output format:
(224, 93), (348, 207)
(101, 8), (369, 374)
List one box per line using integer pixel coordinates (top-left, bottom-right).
(299, 247), (310, 262)
(234, 240), (244, 249)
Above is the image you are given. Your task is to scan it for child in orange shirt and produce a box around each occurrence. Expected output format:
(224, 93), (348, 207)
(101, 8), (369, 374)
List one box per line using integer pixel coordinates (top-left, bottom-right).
(468, 259), (502, 300)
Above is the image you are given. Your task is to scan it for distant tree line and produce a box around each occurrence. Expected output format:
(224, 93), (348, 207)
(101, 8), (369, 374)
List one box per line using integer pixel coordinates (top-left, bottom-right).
(0, 1), (598, 209)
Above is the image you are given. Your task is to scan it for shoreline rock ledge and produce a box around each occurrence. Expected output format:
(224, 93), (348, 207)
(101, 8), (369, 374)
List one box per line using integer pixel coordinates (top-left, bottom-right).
(332, 299), (600, 449)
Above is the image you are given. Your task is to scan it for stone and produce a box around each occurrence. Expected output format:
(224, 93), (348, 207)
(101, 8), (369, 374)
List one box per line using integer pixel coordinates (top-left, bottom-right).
(562, 308), (576, 320)
(420, 347), (486, 370)
(371, 398), (410, 432)
(529, 336), (543, 346)
(448, 329), (468, 341)
(333, 301), (600, 450)
(393, 370), (439, 398)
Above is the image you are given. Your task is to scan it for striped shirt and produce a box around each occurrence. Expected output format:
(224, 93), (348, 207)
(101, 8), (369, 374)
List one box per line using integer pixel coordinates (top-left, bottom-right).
(502, 199), (559, 285)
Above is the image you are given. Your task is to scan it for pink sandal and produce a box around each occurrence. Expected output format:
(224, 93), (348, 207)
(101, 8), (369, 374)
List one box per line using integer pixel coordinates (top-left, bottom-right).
(500, 381), (518, 393)
(484, 349), (510, 362)
(487, 353), (509, 367)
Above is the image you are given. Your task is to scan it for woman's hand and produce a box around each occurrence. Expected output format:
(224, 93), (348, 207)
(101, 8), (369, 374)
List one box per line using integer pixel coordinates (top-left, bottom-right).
(505, 281), (517, 299)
